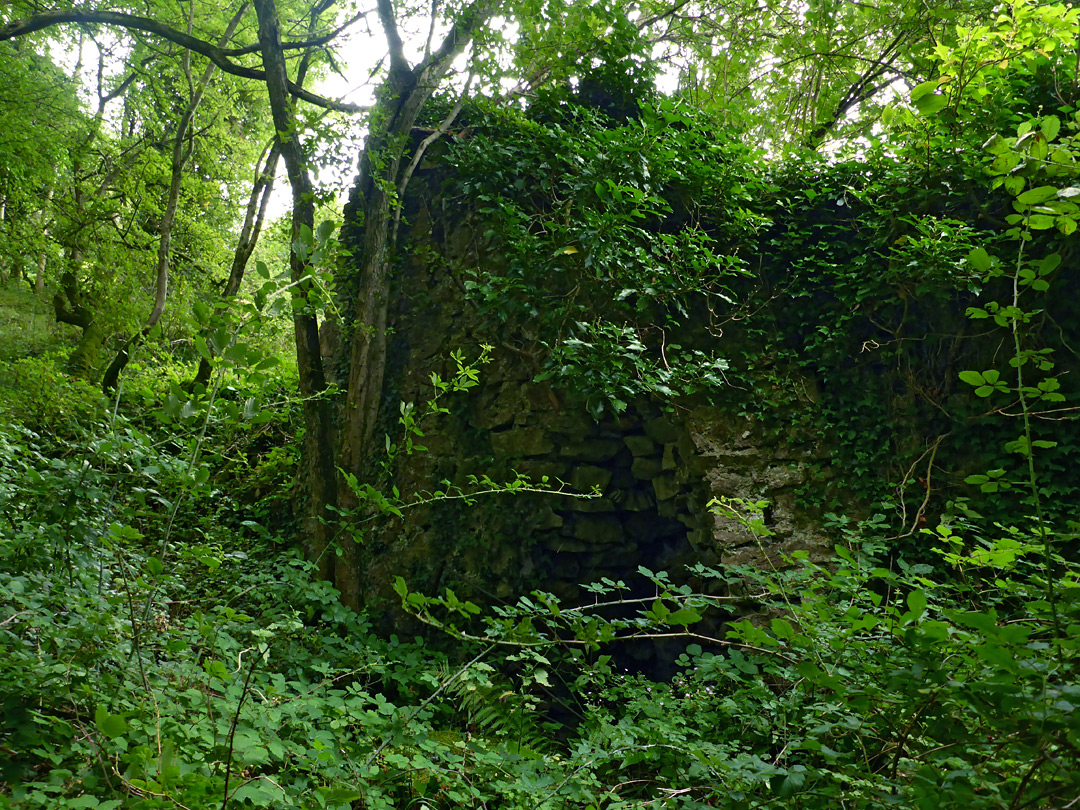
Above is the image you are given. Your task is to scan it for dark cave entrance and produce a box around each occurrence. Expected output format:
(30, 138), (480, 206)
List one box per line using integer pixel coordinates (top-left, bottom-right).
(529, 411), (727, 682)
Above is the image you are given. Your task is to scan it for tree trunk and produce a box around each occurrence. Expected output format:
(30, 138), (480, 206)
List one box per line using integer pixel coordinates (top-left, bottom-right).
(53, 266), (103, 376)
(253, 0), (340, 593)
(193, 140), (280, 389)
(329, 1), (493, 608)
(0, 196), (7, 285)
(34, 186), (54, 295)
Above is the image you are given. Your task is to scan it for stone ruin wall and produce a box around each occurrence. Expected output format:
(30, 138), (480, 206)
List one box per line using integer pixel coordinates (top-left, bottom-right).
(357, 195), (838, 642)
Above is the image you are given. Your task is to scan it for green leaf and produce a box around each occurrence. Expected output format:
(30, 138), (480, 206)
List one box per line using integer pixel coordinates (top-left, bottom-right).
(668, 608), (702, 626)
(1030, 133), (1049, 160)
(913, 93), (947, 116)
(770, 618), (795, 639)
(959, 370), (985, 386)
(1039, 254), (1062, 274)
(795, 660), (822, 679)
(1041, 115), (1061, 141)
(909, 79), (939, 101)
(1017, 185), (1059, 205)
(1003, 175), (1026, 196)
(95, 705), (127, 740)
(319, 787), (366, 804)
(967, 247), (993, 272)
(907, 589), (927, 619)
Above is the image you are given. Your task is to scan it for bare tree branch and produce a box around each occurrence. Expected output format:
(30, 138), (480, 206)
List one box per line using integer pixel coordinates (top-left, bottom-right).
(376, 0), (409, 78)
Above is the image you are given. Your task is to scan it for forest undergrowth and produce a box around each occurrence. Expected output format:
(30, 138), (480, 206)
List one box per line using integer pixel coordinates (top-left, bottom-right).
(3, 22), (1080, 806)
(1, 203), (1078, 808)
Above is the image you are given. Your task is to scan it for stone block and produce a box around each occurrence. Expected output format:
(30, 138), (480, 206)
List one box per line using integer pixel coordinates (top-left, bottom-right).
(686, 528), (708, 549)
(645, 416), (682, 444)
(531, 509), (564, 529)
(676, 511), (699, 529)
(470, 386), (520, 430)
(563, 496), (617, 513)
(570, 465), (613, 493)
(573, 515), (624, 546)
(560, 438), (624, 463)
(662, 443), (678, 471)
(623, 434), (656, 457)
(491, 427), (554, 457)
(631, 456), (663, 480)
(764, 464), (808, 490)
(623, 512), (680, 543)
(525, 383), (560, 411)
(544, 536), (592, 553)
(652, 474), (681, 501)
(618, 488), (656, 511)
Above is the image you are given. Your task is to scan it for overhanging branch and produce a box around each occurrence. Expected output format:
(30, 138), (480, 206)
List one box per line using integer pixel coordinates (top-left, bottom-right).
(0, 9), (367, 113)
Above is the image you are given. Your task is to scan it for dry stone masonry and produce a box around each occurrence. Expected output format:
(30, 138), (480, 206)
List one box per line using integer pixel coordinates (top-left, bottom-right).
(356, 196), (836, 636)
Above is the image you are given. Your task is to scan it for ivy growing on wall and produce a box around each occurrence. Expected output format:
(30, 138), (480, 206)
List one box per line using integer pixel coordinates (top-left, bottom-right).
(430, 85), (1080, 537)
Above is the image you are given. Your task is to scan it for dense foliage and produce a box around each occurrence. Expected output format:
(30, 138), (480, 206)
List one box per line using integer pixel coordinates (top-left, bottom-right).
(2, 0), (1080, 807)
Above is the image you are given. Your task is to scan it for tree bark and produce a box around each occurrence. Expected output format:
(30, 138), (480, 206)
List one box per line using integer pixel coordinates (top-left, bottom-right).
(339, 0), (495, 477)
(325, 0), (493, 608)
(253, 0), (340, 593)
(34, 185), (55, 295)
(53, 267), (104, 375)
(193, 139), (280, 389)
